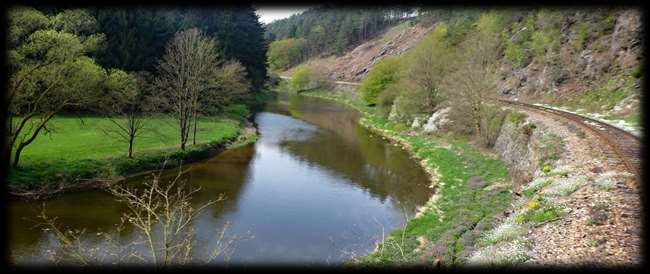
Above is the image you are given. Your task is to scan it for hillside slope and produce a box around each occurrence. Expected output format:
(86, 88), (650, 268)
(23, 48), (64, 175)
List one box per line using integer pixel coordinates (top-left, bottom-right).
(281, 7), (643, 266)
(286, 9), (642, 131)
(280, 20), (433, 81)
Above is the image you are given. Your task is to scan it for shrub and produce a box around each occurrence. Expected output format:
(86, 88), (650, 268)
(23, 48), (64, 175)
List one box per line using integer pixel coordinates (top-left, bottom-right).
(377, 83), (400, 118)
(505, 42), (526, 67)
(223, 103), (250, 119)
(572, 22), (591, 51)
(479, 106), (509, 148)
(545, 176), (587, 196)
(508, 111), (528, 125)
(539, 132), (564, 163)
(468, 239), (531, 265)
(267, 38), (307, 71)
(480, 216), (526, 246)
(631, 65), (642, 78)
(523, 178), (551, 197)
(359, 56), (401, 105)
(600, 11), (618, 34)
(515, 197), (562, 224)
(290, 65), (310, 92)
(530, 30), (555, 60)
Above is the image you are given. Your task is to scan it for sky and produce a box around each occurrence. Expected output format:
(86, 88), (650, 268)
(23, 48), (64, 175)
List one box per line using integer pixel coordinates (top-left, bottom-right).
(254, 6), (312, 24)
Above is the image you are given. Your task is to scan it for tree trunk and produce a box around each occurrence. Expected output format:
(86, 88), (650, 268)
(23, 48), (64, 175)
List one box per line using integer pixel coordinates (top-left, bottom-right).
(192, 113), (197, 146)
(128, 137), (134, 158)
(12, 144), (25, 168)
(12, 112), (56, 167)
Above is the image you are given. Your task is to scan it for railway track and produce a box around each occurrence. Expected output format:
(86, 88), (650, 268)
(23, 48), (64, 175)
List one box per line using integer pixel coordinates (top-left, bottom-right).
(498, 99), (642, 184)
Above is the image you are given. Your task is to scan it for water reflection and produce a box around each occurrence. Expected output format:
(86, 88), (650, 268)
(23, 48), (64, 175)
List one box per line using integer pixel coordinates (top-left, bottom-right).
(9, 93), (434, 264)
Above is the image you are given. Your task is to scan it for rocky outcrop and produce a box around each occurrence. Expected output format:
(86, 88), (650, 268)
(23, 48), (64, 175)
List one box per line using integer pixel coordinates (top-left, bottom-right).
(498, 9), (642, 100)
(422, 107), (451, 134)
(493, 114), (557, 190)
(329, 23), (434, 82)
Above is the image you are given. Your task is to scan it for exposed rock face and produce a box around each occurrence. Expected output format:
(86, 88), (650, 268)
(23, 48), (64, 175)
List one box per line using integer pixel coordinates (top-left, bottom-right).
(423, 107), (451, 133)
(411, 116), (423, 129)
(493, 117), (548, 190)
(610, 10), (642, 70)
(329, 23), (434, 82)
(497, 9), (642, 101)
(388, 103), (405, 122)
(330, 82), (359, 98)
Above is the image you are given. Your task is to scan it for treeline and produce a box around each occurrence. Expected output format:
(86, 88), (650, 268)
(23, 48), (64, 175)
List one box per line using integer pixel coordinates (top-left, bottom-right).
(34, 6), (268, 90)
(265, 6), (415, 70)
(7, 7), (265, 166)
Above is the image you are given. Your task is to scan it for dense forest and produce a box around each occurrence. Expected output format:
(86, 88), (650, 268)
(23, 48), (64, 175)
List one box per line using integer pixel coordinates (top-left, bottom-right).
(91, 7), (268, 90)
(264, 6), (415, 70)
(7, 5), (268, 170)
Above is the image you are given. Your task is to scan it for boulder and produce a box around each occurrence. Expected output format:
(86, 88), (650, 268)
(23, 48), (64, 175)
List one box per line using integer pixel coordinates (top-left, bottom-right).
(423, 107), (451, 133)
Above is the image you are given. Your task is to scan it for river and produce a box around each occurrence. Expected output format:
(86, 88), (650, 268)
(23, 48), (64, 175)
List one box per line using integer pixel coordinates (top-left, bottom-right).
(9, 94), (434, 265)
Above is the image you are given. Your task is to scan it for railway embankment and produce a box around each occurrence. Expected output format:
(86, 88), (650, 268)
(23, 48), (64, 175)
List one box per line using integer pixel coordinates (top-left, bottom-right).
(469, 105), (641, 265)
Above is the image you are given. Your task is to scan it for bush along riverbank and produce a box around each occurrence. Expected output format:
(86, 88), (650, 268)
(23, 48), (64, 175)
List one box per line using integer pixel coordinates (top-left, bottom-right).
(8, 113), (260, 200)
(300, 89), (513, 266)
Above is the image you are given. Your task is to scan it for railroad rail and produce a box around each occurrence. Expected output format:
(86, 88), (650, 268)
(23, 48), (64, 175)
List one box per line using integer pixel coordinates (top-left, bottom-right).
(498, 99), (642, 183)
(278, 76), (361, 86)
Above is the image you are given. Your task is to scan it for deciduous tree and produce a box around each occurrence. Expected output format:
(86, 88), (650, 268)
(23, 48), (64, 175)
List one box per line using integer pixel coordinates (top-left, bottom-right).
(6, 7), (117, 167)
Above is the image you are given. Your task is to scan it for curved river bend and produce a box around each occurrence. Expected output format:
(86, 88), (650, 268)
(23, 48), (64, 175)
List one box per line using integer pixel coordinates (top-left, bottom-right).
(9, 94), (434, 265)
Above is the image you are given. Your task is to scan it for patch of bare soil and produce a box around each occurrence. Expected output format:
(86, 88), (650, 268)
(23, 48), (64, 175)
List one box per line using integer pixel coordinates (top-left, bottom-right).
(329, 23), (433, 82)
(281, 22), (433, 82)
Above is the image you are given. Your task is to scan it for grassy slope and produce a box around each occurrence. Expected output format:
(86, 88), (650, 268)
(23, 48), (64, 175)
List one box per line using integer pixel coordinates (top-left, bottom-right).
(9, 115), (244, 189)
(300, 89), (512, 265)
(559, 75), (640, 127)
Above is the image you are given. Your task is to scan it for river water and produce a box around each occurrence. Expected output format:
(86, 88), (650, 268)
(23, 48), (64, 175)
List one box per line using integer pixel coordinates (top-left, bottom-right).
(9, 94), (434, 265)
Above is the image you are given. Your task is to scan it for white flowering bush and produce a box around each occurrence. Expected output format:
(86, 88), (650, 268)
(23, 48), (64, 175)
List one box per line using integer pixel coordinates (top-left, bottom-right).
(523, 178), (552, 197)
(544, 175), (587, 196)
(593, 171), (632, 190)
(481, 216), (526, 246)
(468, 239), (531, 265)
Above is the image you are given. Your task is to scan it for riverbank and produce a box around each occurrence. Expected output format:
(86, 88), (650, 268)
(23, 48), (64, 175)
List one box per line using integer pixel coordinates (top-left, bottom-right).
(299, 89), (514, 265)
(8, 114), (261, 200)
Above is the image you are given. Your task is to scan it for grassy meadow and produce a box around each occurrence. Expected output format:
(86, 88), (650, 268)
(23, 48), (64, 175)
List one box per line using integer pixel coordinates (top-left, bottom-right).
(9, 115), (242, 189)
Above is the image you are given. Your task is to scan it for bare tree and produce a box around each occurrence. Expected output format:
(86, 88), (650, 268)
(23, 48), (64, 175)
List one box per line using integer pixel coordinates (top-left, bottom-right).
(38, 165), (245, 265)
(156, 28), (220, 151)
(99, 70), (155, 158)
(194, 60), (252, 145)
(443, 18), (503, 147)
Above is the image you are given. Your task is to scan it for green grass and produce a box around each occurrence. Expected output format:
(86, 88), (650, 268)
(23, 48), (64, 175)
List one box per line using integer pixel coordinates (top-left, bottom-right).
(9, 115), (244, 189)
(508, 111), (527, 125)
(606, 112), (640, 127)
(562, 76), (636, 113)
(515, 197), (562, 224)
(301, 88), (512, 265)
(522, 178), (552, 197)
